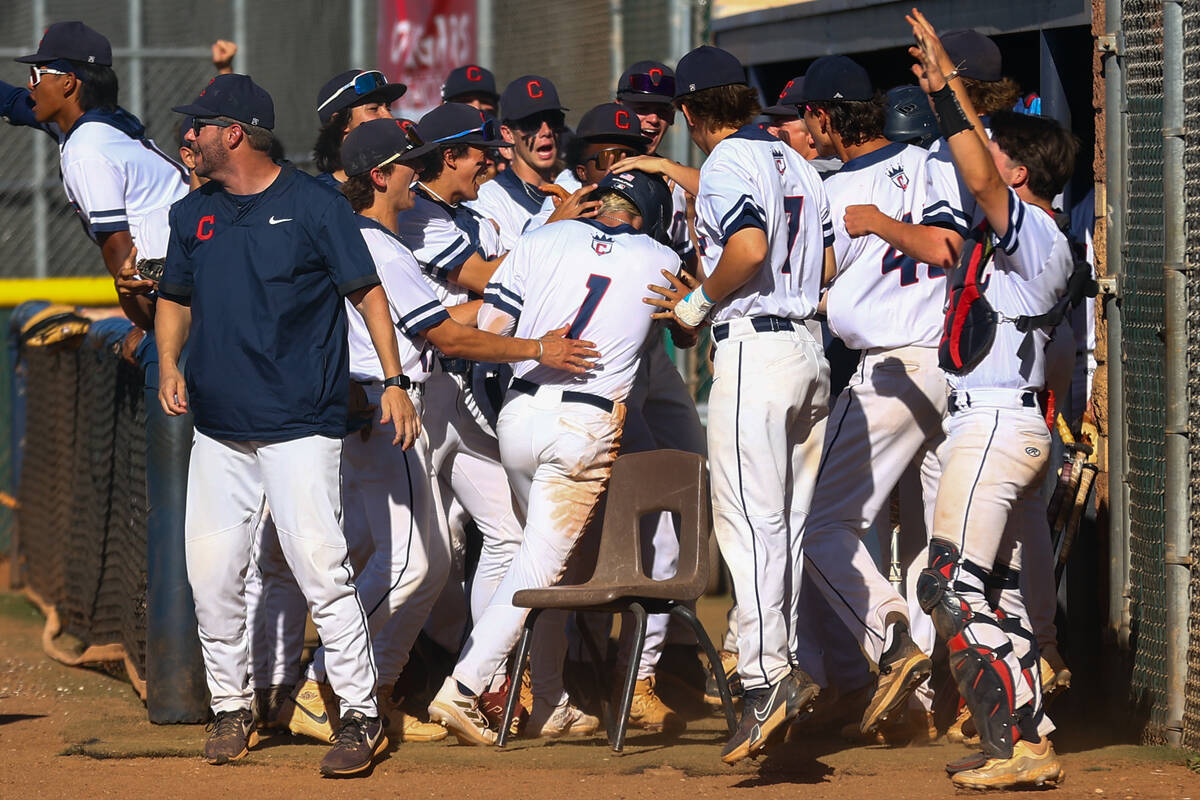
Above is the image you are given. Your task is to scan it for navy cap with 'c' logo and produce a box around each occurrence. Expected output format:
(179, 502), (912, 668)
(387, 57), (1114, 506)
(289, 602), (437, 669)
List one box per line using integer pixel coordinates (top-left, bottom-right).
(499, 74), (567, 122)
(16, 21), (112, 66)
(172, 73), (276, 130)
(575, 102), (647, 148)
(442, 64), (499, 102)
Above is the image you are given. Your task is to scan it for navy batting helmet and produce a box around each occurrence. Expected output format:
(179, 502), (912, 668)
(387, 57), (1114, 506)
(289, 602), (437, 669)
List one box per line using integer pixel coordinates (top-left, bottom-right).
(594, 170), (674, 245)
(884, 85), (938, 148)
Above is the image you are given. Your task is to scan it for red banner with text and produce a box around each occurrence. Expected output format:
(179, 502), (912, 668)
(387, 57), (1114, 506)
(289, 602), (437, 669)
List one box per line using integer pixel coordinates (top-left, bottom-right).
(378, 0), (476, 118)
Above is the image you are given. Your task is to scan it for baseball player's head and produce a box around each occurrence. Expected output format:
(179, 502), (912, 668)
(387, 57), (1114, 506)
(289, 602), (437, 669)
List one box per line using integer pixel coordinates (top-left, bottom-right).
(671, 46), (760, 154)
(801, 55), (884, 158)
(312, 69), (407, 175)
(442, 65), (500, 117)
(412, 103), (512, 203)
(884, 84), (938, 148)
(567, 103), (647, 185)
(762, 75), (814, 156)
(340, 117), (434, 214)
(614, 61), (676, 155)
(935, 30), (1021, 116)
(498, 75), (566, 177)
(987, 110), (1079, 204)
(593, 170), (674, 242)
(172, 74), (276, 182)
(17, 21), (118, 124)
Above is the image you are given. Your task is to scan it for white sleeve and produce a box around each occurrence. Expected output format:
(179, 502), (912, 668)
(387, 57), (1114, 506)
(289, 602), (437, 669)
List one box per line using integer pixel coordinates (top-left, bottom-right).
(994, 189), (1060, 280)
(697, 160), (766, 246)
(62, 155), (128, 236)
(477, 302), (517, 336)
(482, 237), (527, 320)
(378, 252), (451, 337)
(921, 144), (970, 237)
(407, 214), (477, 281)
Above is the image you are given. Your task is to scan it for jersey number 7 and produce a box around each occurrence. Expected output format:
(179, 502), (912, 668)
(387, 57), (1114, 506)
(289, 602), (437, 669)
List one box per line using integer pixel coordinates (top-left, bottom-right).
(781, 196), (803, 274)
(568, 274), (612, 338)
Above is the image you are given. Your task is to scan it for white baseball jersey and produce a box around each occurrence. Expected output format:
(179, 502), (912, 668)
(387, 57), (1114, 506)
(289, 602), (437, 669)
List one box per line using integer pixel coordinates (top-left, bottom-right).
(346, 218), (448, 382)
(397, 188), (502, 308)
(948, 188), (1073, 393)
(59, 115), (188, 258)
(824, 142), (945, 349)
(481, 218), (681, 402)
(466, 168), (546, 252)
(694, 125), (832, 324)
(921, 125), (992, 239)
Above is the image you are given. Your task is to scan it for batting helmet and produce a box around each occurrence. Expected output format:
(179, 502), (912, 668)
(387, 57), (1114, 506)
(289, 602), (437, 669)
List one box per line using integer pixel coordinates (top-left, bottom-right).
(594, 170), (674, 245)
(884, 85), (938, 148)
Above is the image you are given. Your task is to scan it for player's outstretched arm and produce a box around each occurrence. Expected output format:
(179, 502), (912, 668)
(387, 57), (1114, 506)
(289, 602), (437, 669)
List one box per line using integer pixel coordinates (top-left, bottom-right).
(155, 296), (191, 416)
(446, 251), (507, 295)
(909, 8), (1010, 236)
(348, 283), (419, 449)
(648, 227), (766, 331)
(426, 317), (598, 374)
(843, 204), (962, 269)
(610, 155), (700, 197)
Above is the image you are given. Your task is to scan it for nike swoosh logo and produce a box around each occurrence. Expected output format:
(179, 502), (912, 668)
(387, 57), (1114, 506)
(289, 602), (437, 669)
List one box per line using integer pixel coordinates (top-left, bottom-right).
(268, 216), (292, 225)
(296, 702), (328, 725)
(754, 685), (780, 722)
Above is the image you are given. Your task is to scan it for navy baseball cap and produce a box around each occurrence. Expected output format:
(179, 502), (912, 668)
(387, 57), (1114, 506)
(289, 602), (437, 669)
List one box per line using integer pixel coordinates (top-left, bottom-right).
(500, 75), (566, 122)
(16, 21), (112, 66)
(802, 55), (873, 102)
(941, 30), (1002, 82)
(576, 103), (647, 148)
(317, 69), (406, 125)
(763, 75), (804, 117)
(674, 46), (745, 99)
(616, 61), (676, 104)
(341, 118), (434, 177)
(173, 74), (275, 130)
(442, 65), (499, 102)
(173, 74), (275, 129)
(418, 103), (509, 147)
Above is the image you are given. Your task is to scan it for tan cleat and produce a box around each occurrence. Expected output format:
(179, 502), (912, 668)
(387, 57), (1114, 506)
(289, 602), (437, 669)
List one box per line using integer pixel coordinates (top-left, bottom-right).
(377, 687), (448, 743)
(950, 737), (1065, 790)
(528, 697), (600, 739)
(946, 704), (979, 746)
(625, 676), (685, 733)
(427, 676), (497, 746)
(861, 623), (932, 735)
(284, 679), (339, 743)
(705, 649), (742, 706)
(878, 707), (939, 747)
(1040, 644), (1072, 699)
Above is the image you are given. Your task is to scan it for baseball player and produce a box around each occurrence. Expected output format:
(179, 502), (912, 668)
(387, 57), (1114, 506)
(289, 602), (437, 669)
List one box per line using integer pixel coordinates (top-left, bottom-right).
(469, 75), (567, 250)
(908, 10), (1076, 788)
(312, 68), (408, 186)
(428, 170), (680, 745)
(156, 74), (411, 776)
(285, 118), (596, 747)
(0, 21), (188, 329)
(442, 64), (500, 117)
(634, 46), (835, 764)
(789, 54), (942, 740)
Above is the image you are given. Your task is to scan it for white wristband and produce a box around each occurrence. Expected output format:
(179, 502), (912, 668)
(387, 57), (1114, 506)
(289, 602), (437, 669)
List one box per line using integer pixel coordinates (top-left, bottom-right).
(673, 286), (713, 328)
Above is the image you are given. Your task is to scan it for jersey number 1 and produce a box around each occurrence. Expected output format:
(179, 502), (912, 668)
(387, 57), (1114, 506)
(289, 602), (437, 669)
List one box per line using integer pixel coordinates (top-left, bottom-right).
(567, 274), (612, 339)
(781, 196), (804, 274)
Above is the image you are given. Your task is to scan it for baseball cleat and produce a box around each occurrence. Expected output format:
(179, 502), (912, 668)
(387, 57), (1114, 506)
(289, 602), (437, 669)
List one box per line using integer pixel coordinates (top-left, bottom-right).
(625, 676), (685, 733)
(319, 711), (388, 777)
(721, 668), (819, 765)
(528, 697), (600, 739)
(284, 678), (339, 743)
(1039, 644), (1072, 699)
(427, 676), (498, 746)
(949, 738), (1064, 790)
(946, 704), (979, 746)
(479, 676), (528, 737)
(861, 622), (932, 734)
(377, 687), (448, 743)
(204, 708), (258, 765)
(704, 649), (743, 706)
(877, 707), (939, 747)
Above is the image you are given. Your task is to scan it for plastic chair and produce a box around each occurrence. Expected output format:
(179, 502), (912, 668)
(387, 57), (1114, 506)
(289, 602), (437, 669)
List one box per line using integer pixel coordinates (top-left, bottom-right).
(497, 449), (738, 751)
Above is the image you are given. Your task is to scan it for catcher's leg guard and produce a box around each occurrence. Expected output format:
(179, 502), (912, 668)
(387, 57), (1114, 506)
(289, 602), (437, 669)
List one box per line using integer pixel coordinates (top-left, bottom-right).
(916, 540), (1018, 759)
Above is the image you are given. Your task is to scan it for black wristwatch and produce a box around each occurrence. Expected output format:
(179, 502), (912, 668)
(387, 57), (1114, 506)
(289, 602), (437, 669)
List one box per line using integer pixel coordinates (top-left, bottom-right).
(383, 374), (411, 390)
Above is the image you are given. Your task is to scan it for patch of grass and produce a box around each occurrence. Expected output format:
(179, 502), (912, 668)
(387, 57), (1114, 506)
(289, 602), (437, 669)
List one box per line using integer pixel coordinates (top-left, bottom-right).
(59, 741), (198, 760)
(0, 593), (41, 621)
(1185, 752), (1199, 773)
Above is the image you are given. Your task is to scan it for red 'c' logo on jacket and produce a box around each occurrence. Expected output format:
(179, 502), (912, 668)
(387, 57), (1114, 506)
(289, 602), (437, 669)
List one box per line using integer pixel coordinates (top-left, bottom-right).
(196, 215), (215, 240)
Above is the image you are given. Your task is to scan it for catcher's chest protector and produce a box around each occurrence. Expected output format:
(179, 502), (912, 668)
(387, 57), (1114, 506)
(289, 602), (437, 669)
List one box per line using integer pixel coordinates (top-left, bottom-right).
(938, 222), (997, 375)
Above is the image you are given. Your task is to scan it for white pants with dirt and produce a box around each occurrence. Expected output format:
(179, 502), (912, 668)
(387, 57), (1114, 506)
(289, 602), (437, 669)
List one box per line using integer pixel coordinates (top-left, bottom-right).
(708, 321), (829, 692)
(185, 432), (378, 717)
(452, 388), (624, 701)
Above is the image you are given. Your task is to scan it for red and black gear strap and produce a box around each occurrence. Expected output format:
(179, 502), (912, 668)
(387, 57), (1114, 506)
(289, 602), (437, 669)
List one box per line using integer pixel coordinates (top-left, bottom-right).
(938, 220), (998, 375)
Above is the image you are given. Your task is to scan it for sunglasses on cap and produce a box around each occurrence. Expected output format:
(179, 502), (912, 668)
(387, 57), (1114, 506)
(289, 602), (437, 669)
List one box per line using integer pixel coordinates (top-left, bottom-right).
(625, 72), (676, 97)
(511, 110), (565, 133)
(583, 147), (638, 171)
(433, 118), (504, 144)
(29, 64), (70, 86)
(317, 70), (388, 112)
(191, 117), (236, 136)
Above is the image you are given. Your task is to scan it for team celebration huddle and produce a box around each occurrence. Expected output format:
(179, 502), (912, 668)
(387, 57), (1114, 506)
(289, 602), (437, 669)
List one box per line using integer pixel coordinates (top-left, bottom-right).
(2, 7), (1087, 791)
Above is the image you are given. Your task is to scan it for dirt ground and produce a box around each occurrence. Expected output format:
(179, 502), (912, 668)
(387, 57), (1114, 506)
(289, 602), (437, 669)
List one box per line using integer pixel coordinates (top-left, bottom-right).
(0, 588), (1197, 799)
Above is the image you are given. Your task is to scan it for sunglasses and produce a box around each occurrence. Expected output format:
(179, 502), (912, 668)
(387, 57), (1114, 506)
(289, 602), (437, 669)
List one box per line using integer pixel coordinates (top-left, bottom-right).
(29, 65), (69, 86)
(433, 118), (503, 144)
(584, 147), (637, 171)
(625, 73), (676, 97)
(512, 110), (565, 133)
(317, 70), (388, 112)
(191, 117), (236, 137)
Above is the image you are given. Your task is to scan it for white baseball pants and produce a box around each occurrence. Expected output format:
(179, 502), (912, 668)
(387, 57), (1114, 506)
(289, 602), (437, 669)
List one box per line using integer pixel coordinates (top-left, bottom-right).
(185, 432), (377, 717)
(246, 506), (306, 689)
(452, 388), (624, 700)
(708, 322), (829, 692)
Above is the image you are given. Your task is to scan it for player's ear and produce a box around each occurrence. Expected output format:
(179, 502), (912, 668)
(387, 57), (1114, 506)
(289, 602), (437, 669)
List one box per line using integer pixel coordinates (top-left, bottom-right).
(678, 103), (695, 129)
(370, 165), (389, 191)
(499, 124), (515, 145)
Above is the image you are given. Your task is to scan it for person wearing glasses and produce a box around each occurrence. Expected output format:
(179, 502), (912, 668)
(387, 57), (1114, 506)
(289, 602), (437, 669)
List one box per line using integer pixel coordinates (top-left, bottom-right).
(0, 21), (187, 330)
(468, 75), (568, 252)
(156, 74), (418, 776)
(312, 68), (407, 187)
